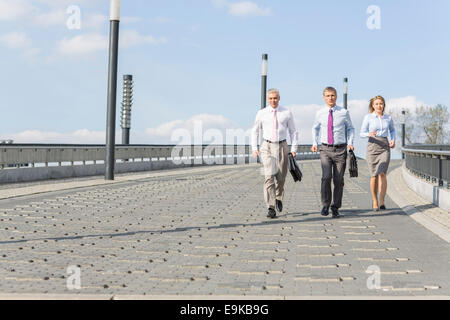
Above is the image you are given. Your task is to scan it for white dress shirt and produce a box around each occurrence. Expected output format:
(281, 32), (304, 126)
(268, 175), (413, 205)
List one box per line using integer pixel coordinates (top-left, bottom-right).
(251, 106), (298, 153)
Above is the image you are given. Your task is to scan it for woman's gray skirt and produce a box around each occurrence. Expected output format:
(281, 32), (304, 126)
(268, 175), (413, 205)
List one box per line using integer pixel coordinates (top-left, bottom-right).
(366, 136), (390, 177)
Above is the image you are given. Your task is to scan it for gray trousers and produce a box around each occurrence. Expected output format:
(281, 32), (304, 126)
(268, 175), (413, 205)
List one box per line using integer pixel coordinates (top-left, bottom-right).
(319, 145), (347, 209)
(260, 141), (289, 209)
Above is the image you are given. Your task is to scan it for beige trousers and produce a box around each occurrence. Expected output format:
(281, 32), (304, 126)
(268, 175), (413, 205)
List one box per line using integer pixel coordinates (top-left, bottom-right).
(260, 140), (289, 209)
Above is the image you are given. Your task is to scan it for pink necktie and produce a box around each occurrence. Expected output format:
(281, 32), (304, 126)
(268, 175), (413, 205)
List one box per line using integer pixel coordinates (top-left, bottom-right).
(328, 109), (334, 145)
(271, 109), (278, 142)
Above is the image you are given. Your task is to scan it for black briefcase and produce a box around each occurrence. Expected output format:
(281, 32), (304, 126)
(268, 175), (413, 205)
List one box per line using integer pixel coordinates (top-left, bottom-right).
(288, 153), (302, 182)
(348, 150), (358, 178)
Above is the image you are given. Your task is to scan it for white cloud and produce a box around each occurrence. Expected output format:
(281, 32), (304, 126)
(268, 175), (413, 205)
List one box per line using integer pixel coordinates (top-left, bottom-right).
(120, 30), (168, 48)
(385, 96), (429, 112)
(151, 16), (173, 24)
(122, 16), (143, 24)
(0, 31), (32, 48)
(57, 33), (108, 56)
(1, 129), (107, 144)
(144, 114), (241, 144)
(212, 0), (271, 17)
(1, 115), (240, 144)
(83, 13), (108, 30)
(0, 0), (105, 28)
(2, 97), (429, 152)
(0, 31), (40, 57)
(0, 0), (67, 27)
(0, 0), (36, 21)
(190, 24), (201, 33)
(0, 0), (150, 58)
(33, 8), (66, 27)
(56, 30), (167, 57)
(229, 1), (271, 17)
(35, 0), (99, 6)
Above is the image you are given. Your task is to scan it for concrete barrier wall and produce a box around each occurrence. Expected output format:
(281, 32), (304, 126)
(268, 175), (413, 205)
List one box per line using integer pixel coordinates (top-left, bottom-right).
(0, 150), (320, 184)
(402, 164), (450, 212)
(0, 161), (201, 184)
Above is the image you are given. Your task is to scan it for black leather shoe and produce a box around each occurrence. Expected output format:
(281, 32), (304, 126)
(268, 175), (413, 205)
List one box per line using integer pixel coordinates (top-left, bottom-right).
(379, 205), (386, 210)
(321, 207), (329, 216)
(331, 207), (340, 218)
(267, 208), (276, 219)
(276, 200), (283, 212)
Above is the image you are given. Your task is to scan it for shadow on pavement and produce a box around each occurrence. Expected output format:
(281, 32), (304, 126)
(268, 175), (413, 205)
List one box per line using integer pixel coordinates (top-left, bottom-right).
(0, 209), (409, 246)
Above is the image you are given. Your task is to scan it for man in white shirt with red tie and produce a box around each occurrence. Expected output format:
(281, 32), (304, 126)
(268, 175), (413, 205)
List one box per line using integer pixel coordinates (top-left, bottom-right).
(252, 89), (298, 219)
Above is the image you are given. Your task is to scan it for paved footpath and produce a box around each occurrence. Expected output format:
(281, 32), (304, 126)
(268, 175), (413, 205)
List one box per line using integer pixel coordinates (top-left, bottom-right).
(0, 160), (449, 299)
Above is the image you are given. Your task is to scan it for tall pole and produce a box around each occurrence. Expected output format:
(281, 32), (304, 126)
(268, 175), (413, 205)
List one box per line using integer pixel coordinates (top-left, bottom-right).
(261, 54), (268, 109)
(402, 110), (406, 159)
(105, 0), (120, 180)
(343, 77), (348, 110)
(343, 78), (348, 142)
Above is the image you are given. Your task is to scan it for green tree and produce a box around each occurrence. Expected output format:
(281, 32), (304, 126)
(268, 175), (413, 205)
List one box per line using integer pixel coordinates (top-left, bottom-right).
(415, 104), (450, 144)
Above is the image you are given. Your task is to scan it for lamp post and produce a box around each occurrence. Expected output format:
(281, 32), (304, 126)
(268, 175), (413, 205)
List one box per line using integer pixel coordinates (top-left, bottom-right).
(261, 54), (268, 109)
(343, 78), (348, 141)
(401, 110), (406, 159)
(121, 75), (133, 145)
(105, 0), (120, 180)
(343, 78), (348, 110)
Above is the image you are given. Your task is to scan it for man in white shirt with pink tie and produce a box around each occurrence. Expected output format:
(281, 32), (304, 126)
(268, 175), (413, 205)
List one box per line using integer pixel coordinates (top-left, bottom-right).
(311, 87), (355, 218)
(252, 89), (298, 219)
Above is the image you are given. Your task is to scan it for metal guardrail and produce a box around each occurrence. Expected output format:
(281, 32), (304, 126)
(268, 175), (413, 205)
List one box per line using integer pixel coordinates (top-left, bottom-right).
(402, 145), (450, 188)
(0, 144), (318, 169)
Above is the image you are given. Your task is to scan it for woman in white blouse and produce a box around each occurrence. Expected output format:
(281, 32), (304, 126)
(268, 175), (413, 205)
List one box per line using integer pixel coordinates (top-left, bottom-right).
(360, 96), (396, 211)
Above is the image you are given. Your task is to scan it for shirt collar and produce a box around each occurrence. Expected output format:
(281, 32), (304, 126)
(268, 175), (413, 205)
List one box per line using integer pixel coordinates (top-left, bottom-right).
(372, 112), (385, 118)
(269, 106), (280, 112)
(327, 105), (338, 112)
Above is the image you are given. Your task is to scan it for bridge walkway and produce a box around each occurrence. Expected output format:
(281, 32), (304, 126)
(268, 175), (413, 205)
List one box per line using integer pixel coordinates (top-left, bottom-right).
(0, 159), (449, 298)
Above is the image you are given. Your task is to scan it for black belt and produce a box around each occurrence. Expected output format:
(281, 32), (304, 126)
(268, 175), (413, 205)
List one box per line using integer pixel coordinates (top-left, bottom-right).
(265, 139), (286, 144)
(322, 143), (347, 148)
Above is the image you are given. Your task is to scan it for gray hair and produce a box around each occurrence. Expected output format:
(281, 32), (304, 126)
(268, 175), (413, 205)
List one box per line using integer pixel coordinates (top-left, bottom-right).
(267, 88), (280, 96)
(323, 87), (337, 96)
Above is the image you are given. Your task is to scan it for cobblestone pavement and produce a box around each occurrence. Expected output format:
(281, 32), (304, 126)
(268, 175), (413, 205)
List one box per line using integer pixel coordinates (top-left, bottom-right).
(0, 160), (449, 297)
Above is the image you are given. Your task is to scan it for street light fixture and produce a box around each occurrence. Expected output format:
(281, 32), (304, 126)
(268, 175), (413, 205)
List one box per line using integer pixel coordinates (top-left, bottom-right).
(121, 75), (133, 145)
(399, 109), (406, 125)
(401, 109), (406, 159)
(343, 77), (348, 110)
(343, 78), (348, 141)
(261, 54), (268, 109)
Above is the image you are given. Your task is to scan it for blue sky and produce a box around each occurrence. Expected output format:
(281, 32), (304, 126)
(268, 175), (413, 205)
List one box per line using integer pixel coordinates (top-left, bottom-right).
(0, 0), (449, 156)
